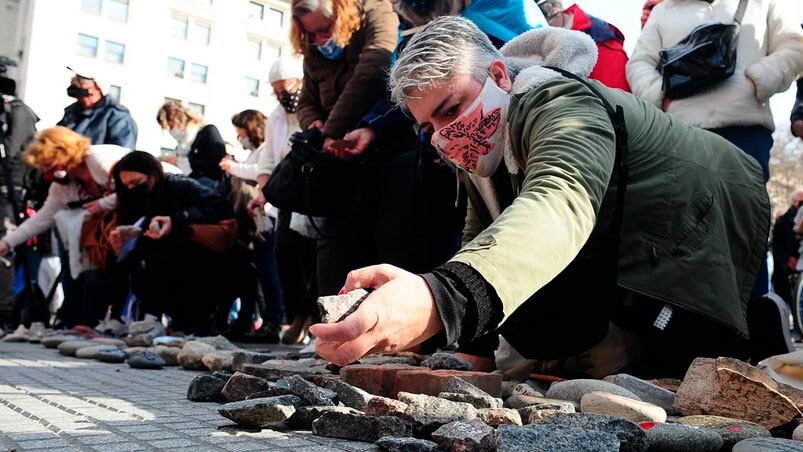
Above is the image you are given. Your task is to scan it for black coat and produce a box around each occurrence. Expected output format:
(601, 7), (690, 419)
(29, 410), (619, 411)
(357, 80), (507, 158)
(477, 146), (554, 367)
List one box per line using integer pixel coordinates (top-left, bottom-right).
(189, 124), (226, 181)
(57, 95), (137, 148)
(1, 97), (38, 187)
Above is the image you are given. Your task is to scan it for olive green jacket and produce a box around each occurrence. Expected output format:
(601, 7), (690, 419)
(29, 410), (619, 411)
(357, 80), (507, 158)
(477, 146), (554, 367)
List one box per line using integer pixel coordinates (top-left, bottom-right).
(452, 28), (770, 337)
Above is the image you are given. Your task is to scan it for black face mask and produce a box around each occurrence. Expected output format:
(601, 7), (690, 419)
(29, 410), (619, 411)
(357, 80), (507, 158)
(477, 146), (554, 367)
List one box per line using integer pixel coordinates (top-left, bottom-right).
(124, 183), (150, 206)
(278, 89), (301, 114)
(67, 85), (90, 98)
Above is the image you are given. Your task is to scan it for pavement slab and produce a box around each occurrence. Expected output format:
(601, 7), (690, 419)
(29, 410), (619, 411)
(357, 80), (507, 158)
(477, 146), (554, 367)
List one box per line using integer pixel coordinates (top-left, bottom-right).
(0, 342), (370, 451)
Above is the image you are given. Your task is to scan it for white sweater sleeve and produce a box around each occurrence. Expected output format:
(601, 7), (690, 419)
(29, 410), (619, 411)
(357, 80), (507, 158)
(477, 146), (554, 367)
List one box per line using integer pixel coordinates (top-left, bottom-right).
(626, 7), (666, 107)
(744, 0), (803, 102)
(256, 141), (277, 177)
(3, 188), (67, 248)
(228, 161), (260, 181)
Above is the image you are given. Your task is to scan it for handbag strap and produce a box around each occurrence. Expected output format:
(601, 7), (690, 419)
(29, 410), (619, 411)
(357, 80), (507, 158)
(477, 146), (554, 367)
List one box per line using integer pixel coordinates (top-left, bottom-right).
(734, 0), (748, 25)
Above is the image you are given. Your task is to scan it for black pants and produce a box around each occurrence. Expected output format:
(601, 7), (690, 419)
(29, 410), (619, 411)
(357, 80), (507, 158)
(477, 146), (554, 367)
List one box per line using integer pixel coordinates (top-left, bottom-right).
(0, 195), (15, 323)
(276, 211), (318, 322)
(316, 151), (465, 296)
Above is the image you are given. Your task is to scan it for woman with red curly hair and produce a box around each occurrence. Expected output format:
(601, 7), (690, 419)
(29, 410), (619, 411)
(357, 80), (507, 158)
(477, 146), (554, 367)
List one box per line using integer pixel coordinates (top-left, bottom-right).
(290, 0), (401, 297)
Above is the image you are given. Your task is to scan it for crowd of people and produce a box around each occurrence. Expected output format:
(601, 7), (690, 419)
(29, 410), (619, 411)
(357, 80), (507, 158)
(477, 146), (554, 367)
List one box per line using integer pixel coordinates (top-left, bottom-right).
(0, 0), (802, 379)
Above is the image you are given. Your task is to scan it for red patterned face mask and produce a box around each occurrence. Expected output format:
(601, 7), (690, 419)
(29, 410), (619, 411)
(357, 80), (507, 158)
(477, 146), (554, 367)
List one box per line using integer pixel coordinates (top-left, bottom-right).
(431, 77), (510, 177)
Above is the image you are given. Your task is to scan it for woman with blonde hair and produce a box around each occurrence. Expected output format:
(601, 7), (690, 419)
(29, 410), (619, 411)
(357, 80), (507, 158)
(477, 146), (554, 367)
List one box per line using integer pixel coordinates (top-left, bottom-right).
(289, 0), (400, 297)
(157, 101), (226, 188)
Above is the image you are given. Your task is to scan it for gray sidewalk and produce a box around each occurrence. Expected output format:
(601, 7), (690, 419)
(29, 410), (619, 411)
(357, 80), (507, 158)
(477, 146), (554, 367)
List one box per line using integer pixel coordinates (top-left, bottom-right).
(0, 342), (377, 452)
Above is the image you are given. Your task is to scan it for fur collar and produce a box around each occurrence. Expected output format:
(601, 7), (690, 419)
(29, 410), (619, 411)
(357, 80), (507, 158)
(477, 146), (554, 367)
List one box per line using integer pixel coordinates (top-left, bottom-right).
(499, 27), (598, 174)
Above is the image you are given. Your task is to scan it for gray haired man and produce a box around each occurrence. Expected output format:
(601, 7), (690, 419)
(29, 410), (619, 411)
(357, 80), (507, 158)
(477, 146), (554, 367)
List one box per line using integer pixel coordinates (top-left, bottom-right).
(310, 17), (772, 378)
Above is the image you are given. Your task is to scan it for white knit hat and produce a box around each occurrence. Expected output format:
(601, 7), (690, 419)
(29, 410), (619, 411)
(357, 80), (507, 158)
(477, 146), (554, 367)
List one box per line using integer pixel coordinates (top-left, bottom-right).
(67, 65), (109, 95)
(268, 56), (304, 84)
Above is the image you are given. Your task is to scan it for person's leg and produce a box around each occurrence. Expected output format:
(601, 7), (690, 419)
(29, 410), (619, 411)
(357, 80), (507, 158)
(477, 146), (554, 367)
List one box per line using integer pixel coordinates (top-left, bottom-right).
(0, 196), (15, 325)
(254, 231), (284, 327)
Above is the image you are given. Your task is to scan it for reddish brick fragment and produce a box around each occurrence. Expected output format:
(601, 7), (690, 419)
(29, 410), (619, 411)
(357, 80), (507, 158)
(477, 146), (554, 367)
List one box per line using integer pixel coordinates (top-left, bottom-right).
(394, 370), (502, 398)
(340, 364), (420, 398)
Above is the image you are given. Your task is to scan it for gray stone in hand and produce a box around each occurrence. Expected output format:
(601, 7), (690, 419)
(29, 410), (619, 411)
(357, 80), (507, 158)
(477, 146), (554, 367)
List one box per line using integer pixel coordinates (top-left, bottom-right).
(218, 395), (301, 428)
(318, 289), (369, 323)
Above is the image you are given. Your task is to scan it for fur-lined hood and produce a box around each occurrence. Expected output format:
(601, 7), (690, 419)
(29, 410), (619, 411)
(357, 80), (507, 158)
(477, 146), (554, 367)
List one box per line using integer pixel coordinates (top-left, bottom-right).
(495, 26), (598, 175)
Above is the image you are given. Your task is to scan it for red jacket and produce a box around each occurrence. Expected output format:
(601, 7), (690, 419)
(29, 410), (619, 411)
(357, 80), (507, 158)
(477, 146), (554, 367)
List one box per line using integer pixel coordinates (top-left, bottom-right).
(565, 4), (631, 92)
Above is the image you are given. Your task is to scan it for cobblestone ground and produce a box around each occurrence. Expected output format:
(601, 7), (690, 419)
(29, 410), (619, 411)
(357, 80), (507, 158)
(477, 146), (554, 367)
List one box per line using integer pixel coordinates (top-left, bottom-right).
(0, 342), (379, 452)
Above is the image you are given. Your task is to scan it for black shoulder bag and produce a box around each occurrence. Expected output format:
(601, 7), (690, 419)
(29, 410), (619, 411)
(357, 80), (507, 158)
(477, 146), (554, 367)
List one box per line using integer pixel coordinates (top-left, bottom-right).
(657, 0), (747, 100)
(263, 128), (361, 218)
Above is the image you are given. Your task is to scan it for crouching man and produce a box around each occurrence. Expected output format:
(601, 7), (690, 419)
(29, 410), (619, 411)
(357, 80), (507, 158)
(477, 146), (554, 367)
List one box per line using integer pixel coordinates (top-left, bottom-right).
(311, 17), (770, 378)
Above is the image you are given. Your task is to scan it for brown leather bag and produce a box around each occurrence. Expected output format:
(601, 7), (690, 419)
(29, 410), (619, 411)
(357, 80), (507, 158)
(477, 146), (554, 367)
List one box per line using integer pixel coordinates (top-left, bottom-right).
(186, 219), (238, 253)
(80, 210), (118, 269)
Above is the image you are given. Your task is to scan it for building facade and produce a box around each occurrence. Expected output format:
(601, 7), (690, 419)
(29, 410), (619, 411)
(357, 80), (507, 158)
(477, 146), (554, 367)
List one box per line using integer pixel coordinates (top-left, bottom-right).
(3, 0), (292, 153)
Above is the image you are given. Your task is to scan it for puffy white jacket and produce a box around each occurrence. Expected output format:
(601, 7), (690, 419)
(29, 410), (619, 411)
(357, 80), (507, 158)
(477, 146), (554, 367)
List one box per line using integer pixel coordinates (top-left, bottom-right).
(627, 0), (803, 130)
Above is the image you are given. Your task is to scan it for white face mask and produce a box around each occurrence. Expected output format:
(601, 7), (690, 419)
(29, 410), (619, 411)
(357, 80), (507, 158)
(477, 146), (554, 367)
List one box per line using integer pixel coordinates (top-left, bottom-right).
(238, 136), (256, 151)
(431, 77), (510, 177)
(169, 127), (187, 142)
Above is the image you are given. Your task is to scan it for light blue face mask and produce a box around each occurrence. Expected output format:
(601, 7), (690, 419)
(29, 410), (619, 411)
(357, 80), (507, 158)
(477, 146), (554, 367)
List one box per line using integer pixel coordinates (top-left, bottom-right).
(317, 37), (344, 60)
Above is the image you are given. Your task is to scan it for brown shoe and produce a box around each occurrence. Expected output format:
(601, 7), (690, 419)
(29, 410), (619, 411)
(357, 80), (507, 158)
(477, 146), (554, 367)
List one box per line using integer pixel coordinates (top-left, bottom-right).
(282, 316), (312, 345)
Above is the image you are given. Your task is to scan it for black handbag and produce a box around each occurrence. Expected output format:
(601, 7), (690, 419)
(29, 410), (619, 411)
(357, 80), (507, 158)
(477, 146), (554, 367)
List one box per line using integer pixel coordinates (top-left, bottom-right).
(263, 128), (361, 217)
(657, 0), (747, 100)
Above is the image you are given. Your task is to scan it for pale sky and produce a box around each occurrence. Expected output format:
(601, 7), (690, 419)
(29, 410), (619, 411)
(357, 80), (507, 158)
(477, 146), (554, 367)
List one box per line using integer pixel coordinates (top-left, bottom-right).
(576, 0), (803, 129)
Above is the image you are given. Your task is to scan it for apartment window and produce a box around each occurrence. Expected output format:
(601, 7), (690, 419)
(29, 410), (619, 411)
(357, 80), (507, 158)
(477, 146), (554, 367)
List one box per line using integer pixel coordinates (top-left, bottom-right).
(168, 57), (185, 78)
(188, 102), (205, 115)
(107, 0), (129, 22)
(81, 0), (102, 15)
(267, 8), (284, 28)
(248, 1), (264, 20)
(190, 63), (208, 83)
(248, 38), (262, 61)
(105, 40), (125, 64)
(265, 44), (281, 62)
(192, 22), (212, 45)
(245, 77), (260, 97)
(108, 85), (122, 102)
(171, 15), (189, 39)
(164, 96), (181, 104)
(77, 33), (99, 57)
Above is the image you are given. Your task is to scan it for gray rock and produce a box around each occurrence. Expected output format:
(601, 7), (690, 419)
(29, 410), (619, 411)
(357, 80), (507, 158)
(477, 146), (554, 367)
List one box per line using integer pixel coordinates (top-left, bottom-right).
(92, 338), (127, 348)
(213, 371), (233, 383)
(438, 392), (502, 409)
(122, 347), (146, 358)
(75, 345), (120, 359)
(432, 420), (496, 452)
(177, 341), (216, 370)
(793, 423), (803, 441)
(127, 351), (165, 369)
(194, 335), (238, 351)
(609, 374), (677, 413)
(375, 437), (441, 452)
(519, 402), (576, 423)
(476, 408), (522, 427)
(496, 424), (620, 452)
(231, 350), (273, 372)
(221, 372), (272, 402)
(446, 377), (494, 398)
(2, 334), (28, 343)
(125, 333), (155, 347)
(505, 395), (576, 411)
(128, 319), (162, 335)
(96, 348), (126, 363)
(312, 411), (412, 442)
(57, 340), (97, 356)
(677, 416), (772, 450)
(641, 423), (723, 452)
(187, 375), (225, 402)
(366, 396), (409, 417)
(534, 412), (648, 452)
(421, 352), (473, 371)
(218, 395), (301, 428)
(41, 335), (81, 349)
(153, 345), (179, 366)
(325, 379), (373, 410)
(359, 355), (421, 367)
(546, 379), (641, 404)
(287, 374), (336, 406)
(511, 383), (544, 398)
(244, 382), (295, 399)
(317, 289), (369, 323)
(242, 359), (331, 381)
(202, 350), (235, 373)
(288, 405), (361, 429)
(733, 438), (803, 451)
(399, 392), (477, 423)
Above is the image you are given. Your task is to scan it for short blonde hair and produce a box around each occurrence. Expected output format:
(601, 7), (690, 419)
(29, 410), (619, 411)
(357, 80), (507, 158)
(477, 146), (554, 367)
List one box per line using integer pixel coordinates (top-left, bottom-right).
(24, 126), (91, 170)
(156, 101), (203, 129)
(290, 0), (362, 56)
